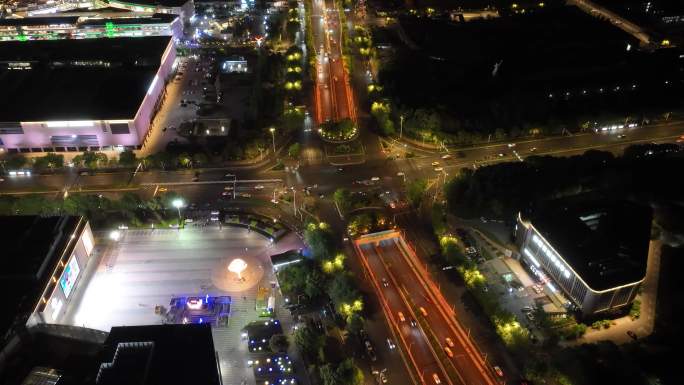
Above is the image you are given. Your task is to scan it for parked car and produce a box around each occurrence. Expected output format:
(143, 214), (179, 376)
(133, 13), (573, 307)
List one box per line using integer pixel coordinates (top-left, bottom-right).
(494, 366), (504, 377)
(397, 311), (406, 322)
(382, 277), (389, 287)
(445, 337), (454, 348)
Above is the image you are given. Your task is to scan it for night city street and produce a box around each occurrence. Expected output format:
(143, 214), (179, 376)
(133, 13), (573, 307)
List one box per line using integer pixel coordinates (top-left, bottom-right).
(1, 1), (684, 385)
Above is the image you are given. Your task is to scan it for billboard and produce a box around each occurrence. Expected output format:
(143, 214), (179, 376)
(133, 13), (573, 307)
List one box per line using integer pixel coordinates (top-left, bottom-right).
(60, 257), (80, 299)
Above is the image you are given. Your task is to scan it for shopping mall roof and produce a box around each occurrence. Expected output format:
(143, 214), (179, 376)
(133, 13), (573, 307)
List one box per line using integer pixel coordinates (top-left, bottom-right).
(97, 324), (221, 385)
(78, 12), (179, 26)
(528, 199), (652, 291)
(0, 16), (80, 26)
(108, 0), (191, 7)
(0, 36), (171, 122)
(0, 216), (85, 346)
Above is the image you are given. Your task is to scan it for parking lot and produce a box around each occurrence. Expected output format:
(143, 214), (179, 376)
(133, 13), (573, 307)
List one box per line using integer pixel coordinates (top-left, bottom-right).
(459, 227), (568, 336)
(62, 226), (303, 385)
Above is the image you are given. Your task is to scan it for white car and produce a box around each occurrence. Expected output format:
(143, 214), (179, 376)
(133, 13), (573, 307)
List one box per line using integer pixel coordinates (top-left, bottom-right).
(441, 154), (452, 159)
(254, 185), (264, 190)
(507, 143), (516, 148)
(431, 161), (440, 166)
(432, 373), (441, 384)
(386, 338), (396, 349)
(371, 176), (380, 181)
(434, 167), (444, 172)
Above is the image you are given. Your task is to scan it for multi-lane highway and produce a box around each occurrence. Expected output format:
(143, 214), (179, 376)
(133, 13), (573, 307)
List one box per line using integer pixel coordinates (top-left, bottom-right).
(355, 232), (498, 385)
(3, 120), (684, 204)
(312, 0), (355, 124)
(355, 237), (449, 385)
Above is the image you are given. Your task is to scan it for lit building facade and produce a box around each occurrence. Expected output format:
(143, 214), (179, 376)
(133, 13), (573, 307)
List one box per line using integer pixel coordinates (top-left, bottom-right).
(0, 36), (175, 152)
(515, 200), (652, 318)
(1, 215), (94, 343)
(107, 0), (194, 22)
(0, 13), (182, 41)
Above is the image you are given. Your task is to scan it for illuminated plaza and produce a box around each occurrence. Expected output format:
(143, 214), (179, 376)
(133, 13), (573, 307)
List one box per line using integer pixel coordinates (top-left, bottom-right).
(63, 226), (303, 385)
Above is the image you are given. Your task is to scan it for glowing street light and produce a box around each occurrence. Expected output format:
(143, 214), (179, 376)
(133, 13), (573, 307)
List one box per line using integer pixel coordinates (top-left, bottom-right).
(269, 127), (276, 153)
(172, 198), (184, 226)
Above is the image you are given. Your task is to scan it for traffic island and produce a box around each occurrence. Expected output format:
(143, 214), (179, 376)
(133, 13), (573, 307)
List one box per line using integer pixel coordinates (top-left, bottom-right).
(317, 118), (359, 143)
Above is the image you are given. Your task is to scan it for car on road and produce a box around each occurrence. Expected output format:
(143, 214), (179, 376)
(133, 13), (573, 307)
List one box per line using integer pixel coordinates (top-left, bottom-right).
(434, 167), (444, 172)
(432, 373), (441, 384)
(419, 307), (428, 317)
(378, 371), (388, 384)
(445, 337), (454, 347)
(530, 147), (537, 152)
(498, 153), (505, 157)
(240, 193), (252, 198)
(397, 311), (406, 322)
(508, 143), (516, 147)
(221, 191), (232, 197)
(386, 338), (396, 350)
(521, 306), (533, 313)
(382, 277), (389, 287)
(364, 340), (377, 361)
(525, 312), (535, 322)
(618, 134), (627, 139)
(431, 161), (440, 166)
(441, 154), (451, 159)
(158, 187), (167, 192)
(409, 318), (417, 327)
(444, 346), (454, 358)
(254, 185), (264, 190)
(494, 366), (504, 377)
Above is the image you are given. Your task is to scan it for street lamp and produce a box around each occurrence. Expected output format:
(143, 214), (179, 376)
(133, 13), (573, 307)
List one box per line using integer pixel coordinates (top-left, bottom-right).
(399, 115), (404, 139)
(225, 173), (237, 199)
(172, 198), (184, 226)
(269, 127), (276, 153)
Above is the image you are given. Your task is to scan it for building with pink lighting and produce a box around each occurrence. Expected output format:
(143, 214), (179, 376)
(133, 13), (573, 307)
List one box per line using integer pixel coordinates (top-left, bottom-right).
(0, 35), (175, 153)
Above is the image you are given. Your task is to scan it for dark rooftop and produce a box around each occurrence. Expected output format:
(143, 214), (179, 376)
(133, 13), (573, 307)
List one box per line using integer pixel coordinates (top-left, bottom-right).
(0, 216), (84, 345)
(0, 16), (80, 26)
(0, 36), (171, 121)
(78, 13), (179, 26)
(97, 324), (221, 385)
(529, 199), (652, 291)
(108, 0), (191, 8)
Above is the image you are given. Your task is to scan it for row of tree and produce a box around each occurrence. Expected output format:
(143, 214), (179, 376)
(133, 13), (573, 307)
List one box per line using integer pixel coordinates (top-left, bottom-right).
(445, 144), (684, 221)
(0, 191), (184, 228)
(1, 150), (138, 172)
(281, 221), (365, 385)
